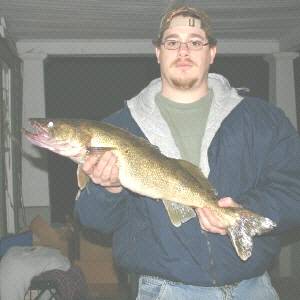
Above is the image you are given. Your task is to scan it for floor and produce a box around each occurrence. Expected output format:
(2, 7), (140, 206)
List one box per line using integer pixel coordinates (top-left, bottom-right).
(272, 277), (300, 300)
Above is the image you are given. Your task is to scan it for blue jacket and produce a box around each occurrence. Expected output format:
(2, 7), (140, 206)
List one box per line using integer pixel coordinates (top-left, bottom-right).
(75, 75), (300, 286)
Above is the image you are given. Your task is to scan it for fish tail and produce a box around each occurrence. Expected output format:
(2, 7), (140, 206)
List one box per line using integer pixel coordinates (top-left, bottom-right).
(227, 212), (276, 261)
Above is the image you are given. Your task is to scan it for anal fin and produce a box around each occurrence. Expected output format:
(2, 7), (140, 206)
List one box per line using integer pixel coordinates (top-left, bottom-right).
(162, 199), (196, 227)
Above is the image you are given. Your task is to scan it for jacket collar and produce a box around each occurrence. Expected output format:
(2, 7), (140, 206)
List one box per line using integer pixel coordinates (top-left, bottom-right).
(127, 73), (243, 177)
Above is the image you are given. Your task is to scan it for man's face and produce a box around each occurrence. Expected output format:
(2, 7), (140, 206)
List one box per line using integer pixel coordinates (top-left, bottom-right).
(156, 17), (216, 91)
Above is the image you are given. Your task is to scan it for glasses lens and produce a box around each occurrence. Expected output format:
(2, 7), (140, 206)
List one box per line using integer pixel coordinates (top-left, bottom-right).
(162, 40), (208, 50)
(188, 41), (204, 50)
(165, 40), (179, 49)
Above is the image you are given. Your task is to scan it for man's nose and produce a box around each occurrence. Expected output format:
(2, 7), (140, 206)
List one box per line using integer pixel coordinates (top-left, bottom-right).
(178, 42), (190, 55)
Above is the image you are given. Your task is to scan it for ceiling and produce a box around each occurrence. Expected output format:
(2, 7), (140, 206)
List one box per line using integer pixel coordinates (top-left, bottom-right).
(0, 0), (300, 51)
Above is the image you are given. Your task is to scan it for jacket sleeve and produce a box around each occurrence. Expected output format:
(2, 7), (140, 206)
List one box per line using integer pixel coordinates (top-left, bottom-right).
(74, 106), (145, 234)
(74, 182), (135, 234)
(237, 107), (300, 233)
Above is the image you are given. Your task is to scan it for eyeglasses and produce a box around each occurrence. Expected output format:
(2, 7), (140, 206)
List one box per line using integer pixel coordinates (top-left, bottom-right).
(161, 39), (209, 50)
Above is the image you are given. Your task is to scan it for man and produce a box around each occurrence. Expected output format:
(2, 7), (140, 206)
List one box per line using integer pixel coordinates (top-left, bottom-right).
(75, 5), (300, 299)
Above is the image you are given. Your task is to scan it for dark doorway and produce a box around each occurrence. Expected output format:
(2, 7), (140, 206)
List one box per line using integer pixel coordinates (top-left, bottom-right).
(44, 55), (269, 223)
(45, 56), (160, 222)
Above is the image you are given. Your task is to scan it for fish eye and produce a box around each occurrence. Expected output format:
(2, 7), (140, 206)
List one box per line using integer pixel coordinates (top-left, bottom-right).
(47, 121), (54, 128)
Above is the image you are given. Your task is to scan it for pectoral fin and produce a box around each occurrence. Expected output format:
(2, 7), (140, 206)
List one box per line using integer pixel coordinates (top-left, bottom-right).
(77, 164), (90, 190)
(86, 146), (116, 154)
(162, 199), (196, 227)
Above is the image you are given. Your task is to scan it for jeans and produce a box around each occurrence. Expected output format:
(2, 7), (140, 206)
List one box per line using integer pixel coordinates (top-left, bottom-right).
(136, 272), (279, 300)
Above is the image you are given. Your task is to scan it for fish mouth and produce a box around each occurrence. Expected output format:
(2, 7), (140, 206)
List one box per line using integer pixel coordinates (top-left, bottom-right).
(23, 119), (84, 159)
(23, 120), (54, 149)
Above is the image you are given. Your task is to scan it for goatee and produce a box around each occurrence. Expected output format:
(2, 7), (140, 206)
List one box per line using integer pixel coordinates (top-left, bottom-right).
(171, 77), (198, 90)
(170, 58), (198, 89)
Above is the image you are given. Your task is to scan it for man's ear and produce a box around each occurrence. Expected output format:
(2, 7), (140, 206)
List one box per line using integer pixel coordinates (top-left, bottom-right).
(209, 46), (217, 65)
(155, 47), (161, 64)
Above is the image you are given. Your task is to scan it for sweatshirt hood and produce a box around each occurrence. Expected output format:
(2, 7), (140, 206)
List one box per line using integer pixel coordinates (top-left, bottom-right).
(127, 73), (243, 176)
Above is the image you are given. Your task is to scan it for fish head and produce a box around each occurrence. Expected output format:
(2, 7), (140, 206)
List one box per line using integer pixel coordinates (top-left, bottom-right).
(23, 118), (92, 163)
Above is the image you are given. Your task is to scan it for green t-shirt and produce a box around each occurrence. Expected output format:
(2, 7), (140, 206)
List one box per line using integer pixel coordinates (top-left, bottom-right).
(155, 90), (212, 166)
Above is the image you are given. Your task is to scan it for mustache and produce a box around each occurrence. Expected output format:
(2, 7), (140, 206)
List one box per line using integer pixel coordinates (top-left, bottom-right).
(171, 58), (196, 67)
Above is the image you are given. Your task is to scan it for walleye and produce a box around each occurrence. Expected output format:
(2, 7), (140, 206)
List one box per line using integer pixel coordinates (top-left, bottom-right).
(23, 118), (276, 260)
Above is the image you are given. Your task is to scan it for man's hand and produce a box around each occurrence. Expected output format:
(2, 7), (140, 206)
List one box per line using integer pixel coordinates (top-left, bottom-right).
(82, 150), (123, 193)
(195, 197), (241, 235)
